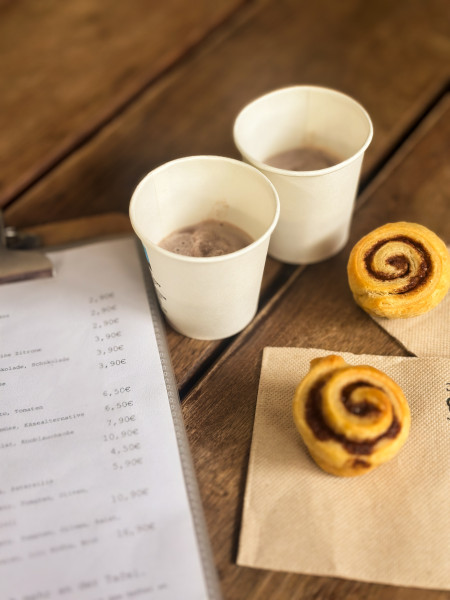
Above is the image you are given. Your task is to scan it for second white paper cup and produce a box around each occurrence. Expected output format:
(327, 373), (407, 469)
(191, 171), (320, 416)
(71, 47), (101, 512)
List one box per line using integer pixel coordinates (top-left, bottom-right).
(233, 86), (373, 264)
(129, 156), (280, 340)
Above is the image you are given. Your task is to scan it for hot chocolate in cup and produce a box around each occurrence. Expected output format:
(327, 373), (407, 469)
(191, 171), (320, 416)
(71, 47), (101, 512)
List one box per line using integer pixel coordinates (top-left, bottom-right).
(129, 156), (279, 340)
(233, 85), (373, 264)
(158, 218), (254, 258)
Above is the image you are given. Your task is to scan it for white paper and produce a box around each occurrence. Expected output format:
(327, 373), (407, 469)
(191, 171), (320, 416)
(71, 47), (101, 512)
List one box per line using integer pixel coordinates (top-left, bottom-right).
(0, 238), (213, 600)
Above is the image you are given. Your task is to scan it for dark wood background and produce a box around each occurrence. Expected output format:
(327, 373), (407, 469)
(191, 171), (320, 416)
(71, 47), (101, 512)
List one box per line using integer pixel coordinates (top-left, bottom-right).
(2, 1), (450, 598)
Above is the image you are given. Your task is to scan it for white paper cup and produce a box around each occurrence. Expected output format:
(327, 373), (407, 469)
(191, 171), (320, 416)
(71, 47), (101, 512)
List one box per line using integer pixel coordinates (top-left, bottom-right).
(233, 86), (373, 264)
(129, 156), (280, 340)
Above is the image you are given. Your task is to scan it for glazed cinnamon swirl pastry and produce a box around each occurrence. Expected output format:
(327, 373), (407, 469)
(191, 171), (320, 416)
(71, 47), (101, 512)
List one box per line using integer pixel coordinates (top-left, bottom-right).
(292, 355), (410, 477)
(347, 222), (450, 318)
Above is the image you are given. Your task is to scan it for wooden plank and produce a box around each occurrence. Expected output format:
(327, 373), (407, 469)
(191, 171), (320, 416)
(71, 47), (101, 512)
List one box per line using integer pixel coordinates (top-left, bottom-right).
(24, 213), (132, 247)
(5, 0), (448, 396)
(4, 0), (449, 228)
(181, 99), (450, 598)
(0, 0), (245, 206)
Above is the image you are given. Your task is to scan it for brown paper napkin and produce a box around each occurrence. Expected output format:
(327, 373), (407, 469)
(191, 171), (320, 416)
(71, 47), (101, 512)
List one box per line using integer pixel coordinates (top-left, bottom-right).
(372, 291), (450, 357)
(371, 246), (450, 357)
(237, 347), (450, 590)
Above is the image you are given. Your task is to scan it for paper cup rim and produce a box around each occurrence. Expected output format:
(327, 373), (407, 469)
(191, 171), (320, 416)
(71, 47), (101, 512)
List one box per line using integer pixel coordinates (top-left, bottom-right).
(233, 85), (373, 177)
(129, 155), (280, 264)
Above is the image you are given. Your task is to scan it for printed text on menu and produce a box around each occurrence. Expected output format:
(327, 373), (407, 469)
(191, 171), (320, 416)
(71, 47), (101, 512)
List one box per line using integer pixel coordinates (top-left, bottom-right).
(0, 238), (208, 600)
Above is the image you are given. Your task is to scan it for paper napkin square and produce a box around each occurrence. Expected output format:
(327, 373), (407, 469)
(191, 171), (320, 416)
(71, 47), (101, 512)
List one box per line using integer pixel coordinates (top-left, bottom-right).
(373, 289), (450, 357)
(237, 347), (450, 590)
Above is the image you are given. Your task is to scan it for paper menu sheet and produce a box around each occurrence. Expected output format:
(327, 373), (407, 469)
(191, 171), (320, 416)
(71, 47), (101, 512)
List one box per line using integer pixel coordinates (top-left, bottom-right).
(0, 237), (220, 600)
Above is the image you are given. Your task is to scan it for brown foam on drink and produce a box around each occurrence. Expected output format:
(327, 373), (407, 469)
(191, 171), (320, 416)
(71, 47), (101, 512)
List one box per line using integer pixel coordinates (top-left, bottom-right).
(265, 145), (342, 171)
(158, 219), (254, 257)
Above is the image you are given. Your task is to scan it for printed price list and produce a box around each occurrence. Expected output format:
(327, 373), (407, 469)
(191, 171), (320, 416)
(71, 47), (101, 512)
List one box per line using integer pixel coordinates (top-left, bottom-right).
(0, 238), (210, 600)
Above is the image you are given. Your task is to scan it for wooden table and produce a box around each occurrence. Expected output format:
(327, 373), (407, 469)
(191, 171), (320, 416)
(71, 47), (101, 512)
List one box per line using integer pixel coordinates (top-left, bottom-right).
(2, 1), (450, 598)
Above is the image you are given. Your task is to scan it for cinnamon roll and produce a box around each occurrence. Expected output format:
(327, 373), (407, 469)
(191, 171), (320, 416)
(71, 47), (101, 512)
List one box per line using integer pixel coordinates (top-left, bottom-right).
(347, 222), (450, 318)
(292, 355), (410, 477)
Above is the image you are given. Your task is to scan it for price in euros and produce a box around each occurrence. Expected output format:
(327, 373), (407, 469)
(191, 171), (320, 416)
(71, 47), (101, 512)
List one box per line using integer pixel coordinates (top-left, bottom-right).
(92, 318), (119, 329)
(103, 386), (131, 397)
(112, 457), (143, 470)
(103, 428), (138, 442)
(97, 345), (124, 355)
(111, 443), (141, 455)
(99, 359), (127, 369)
(106, 415), (136, 426)
(111, 488), (149, 503)
(104, 400), (134, 411)
(89, 292), (114, 303)
(116, 523), (154, 538)
(95, 332), (122, 342)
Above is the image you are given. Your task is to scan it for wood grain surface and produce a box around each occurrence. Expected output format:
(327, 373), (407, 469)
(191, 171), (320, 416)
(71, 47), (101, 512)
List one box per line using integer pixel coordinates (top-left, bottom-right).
(0, 0), (245, 207)
(6, 0), (449, 401)
(181, 99), (450, 599)
(5, 0), (449, 228)
(3, 0), (450, 597)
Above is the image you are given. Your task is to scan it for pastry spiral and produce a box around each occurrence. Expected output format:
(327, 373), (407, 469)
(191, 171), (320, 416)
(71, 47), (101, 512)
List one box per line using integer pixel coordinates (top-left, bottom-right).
(347, 222), (450, 318)
(292, 355), (410, 476)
